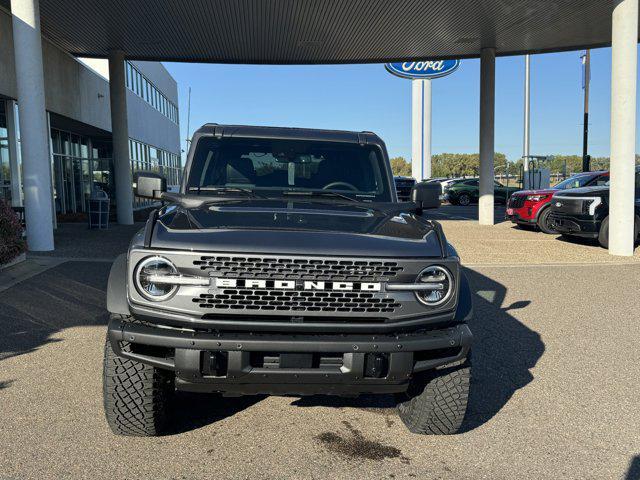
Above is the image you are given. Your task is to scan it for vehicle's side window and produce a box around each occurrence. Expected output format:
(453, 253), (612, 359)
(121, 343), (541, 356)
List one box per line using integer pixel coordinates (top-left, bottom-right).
(466, 180), (478, 186)
(595, 176), (609, 186)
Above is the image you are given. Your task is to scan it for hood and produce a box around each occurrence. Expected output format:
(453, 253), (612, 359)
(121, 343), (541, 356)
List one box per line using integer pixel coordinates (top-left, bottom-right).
(148, 198), (444, 258)
(553, 185), (609, 198)
(513, 188), (556, 196)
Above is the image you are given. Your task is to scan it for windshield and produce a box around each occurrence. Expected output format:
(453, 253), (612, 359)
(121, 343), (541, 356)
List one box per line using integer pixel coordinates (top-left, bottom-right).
(554, 174), (599, 190)
(186, 137), (391, 201)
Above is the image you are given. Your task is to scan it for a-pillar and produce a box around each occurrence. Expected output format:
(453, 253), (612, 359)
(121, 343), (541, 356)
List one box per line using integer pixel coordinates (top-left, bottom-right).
(10, 0), (54, 250)
(478, 48), (496, 225)
(608, 0), (638, 256)
(108, 50), (134, 225)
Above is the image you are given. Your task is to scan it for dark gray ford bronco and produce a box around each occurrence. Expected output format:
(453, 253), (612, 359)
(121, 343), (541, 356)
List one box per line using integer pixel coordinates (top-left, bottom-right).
(104, 124), (473, 436)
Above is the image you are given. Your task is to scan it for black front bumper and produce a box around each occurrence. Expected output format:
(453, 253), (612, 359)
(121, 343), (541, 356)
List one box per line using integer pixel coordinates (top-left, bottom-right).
(107, 318), (472, 396)
(549, 212), (600, 238)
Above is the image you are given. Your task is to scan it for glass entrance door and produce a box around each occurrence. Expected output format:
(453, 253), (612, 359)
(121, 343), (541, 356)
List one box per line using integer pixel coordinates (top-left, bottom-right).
(0, 102), (11, 203)
(52, 129), (95, 215)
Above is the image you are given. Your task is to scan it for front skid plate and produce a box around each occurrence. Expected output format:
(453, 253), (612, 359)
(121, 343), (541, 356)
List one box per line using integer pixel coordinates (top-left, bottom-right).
(107, 318), (472, 394)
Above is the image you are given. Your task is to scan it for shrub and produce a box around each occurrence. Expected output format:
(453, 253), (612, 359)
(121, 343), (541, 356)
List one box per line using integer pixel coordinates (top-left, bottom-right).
(0, 200), (27, 265)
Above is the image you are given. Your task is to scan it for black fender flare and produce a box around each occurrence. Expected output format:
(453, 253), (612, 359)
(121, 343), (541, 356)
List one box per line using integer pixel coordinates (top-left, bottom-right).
(106, 254), (130, 315)
(453, 270), (473, 324)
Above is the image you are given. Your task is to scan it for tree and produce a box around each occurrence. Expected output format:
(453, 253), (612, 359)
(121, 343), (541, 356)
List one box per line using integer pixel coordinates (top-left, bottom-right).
(390, 157), (412, 176)
(431, 152), (508, 178)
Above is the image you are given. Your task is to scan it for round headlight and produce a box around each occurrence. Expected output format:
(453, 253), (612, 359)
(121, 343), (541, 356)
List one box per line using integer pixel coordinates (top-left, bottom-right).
(415, 266), (454, 306)
(134, 256), (178, 301)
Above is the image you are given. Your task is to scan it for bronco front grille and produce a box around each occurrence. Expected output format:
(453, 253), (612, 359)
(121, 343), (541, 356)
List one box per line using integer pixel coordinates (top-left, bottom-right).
(193, 256), (404, 281)
(193, 289), (401, 313)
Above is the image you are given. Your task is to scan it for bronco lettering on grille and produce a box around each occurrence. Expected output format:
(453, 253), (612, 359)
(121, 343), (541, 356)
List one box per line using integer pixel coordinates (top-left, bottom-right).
(214, 278), (381, 291)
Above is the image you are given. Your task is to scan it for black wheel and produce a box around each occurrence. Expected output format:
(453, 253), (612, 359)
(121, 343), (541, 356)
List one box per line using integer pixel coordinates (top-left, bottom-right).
(537, 207), (558, 234)
(598, 216), (609, 248)
(396, 358), (471, 435)
(103, 315), (174, 436)
(457, 193), (471, 206)
(597, 215), (640, 249)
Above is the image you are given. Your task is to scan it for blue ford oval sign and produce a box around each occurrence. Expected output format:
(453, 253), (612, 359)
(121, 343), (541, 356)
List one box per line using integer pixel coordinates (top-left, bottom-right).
(385, 60), (460, 80)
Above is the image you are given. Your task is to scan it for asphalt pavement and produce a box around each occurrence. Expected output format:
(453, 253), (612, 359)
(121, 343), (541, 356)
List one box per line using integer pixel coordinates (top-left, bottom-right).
(1, 212), (639, 479)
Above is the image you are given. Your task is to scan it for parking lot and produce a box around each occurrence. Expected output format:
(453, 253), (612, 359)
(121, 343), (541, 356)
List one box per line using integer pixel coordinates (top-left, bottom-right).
(1, 209), (639, 479)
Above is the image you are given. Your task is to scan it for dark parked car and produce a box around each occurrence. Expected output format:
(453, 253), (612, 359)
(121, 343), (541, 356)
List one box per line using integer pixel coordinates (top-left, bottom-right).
(103, 124), (474, 437)
(445, 178), (520, 206)
(506, 171), (609, 234)
(549, 167), (640, 248)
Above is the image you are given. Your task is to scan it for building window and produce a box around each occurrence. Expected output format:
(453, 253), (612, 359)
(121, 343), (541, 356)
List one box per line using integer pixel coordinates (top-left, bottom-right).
(124, 61), (179, 125)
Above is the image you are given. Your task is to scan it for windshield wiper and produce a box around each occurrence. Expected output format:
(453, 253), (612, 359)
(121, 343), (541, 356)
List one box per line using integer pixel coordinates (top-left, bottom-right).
(281, 190), (359, 202)
(188, 186), (266, 198)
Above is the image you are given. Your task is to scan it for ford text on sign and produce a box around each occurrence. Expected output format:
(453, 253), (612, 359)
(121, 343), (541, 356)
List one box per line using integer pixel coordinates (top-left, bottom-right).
(385, 60), (460, 79)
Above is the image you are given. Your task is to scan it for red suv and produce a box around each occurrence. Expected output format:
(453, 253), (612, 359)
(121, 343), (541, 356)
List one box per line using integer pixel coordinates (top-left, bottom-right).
(506, 171), (609, 233)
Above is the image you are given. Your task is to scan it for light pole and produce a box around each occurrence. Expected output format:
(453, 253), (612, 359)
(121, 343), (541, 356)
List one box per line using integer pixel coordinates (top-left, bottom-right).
(523, 55), (531, 172)
(581, 50), (591, 172)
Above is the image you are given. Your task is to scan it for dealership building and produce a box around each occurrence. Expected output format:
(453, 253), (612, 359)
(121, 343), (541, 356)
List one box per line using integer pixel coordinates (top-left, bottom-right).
(0, 4), (181, 244)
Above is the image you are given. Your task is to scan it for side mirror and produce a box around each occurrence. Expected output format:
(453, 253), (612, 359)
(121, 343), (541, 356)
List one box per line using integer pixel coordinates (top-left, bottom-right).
(134, 172), (167, 200)
(411, 182), (441, 213)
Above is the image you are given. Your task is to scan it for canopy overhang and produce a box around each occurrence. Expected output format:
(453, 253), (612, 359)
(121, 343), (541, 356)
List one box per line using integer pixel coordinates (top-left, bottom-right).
(2, 0), (636, 63)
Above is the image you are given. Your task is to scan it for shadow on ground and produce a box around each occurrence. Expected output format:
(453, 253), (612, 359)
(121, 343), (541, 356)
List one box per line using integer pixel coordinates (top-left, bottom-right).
(31, 222), (143, 260)
(0, 261), (111, 363)
(292, 267), (545, 433)
(627, 456), (640, 480)
(167, 393), (265, 435)
(555, 233), (601, 248)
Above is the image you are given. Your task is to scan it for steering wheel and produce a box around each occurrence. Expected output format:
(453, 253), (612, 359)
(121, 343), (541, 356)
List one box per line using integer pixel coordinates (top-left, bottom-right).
(322, 181), (358, 191)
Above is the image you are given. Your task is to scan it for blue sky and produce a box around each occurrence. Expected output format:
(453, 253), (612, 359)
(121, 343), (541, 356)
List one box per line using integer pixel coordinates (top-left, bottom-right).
(164, 47), (638, 163)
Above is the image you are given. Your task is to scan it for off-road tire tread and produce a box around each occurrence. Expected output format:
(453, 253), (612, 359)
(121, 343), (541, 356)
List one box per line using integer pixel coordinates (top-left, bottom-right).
(396, 359), (470, 435)
(103, 314), (173, 436)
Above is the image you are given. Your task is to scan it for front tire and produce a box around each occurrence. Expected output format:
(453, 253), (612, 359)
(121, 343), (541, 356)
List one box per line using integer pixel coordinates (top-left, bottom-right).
(103, 316), (174, 436)
(537, 207), (558, 234)
(598, 216), (609, 248)
(457, 193), (471, 206)
(396, 358), (471, 435)
(600, 215), (640, 248)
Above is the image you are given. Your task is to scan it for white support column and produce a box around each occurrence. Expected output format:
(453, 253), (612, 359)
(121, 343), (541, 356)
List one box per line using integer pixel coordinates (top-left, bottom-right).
(411, 79), (432, 180)
(479, 48), (496, 225)
(10, 0), (54, 251)
(5, 100), (22, 207)
(108, 50), (134, 225)
(609, 0), (638, 256)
